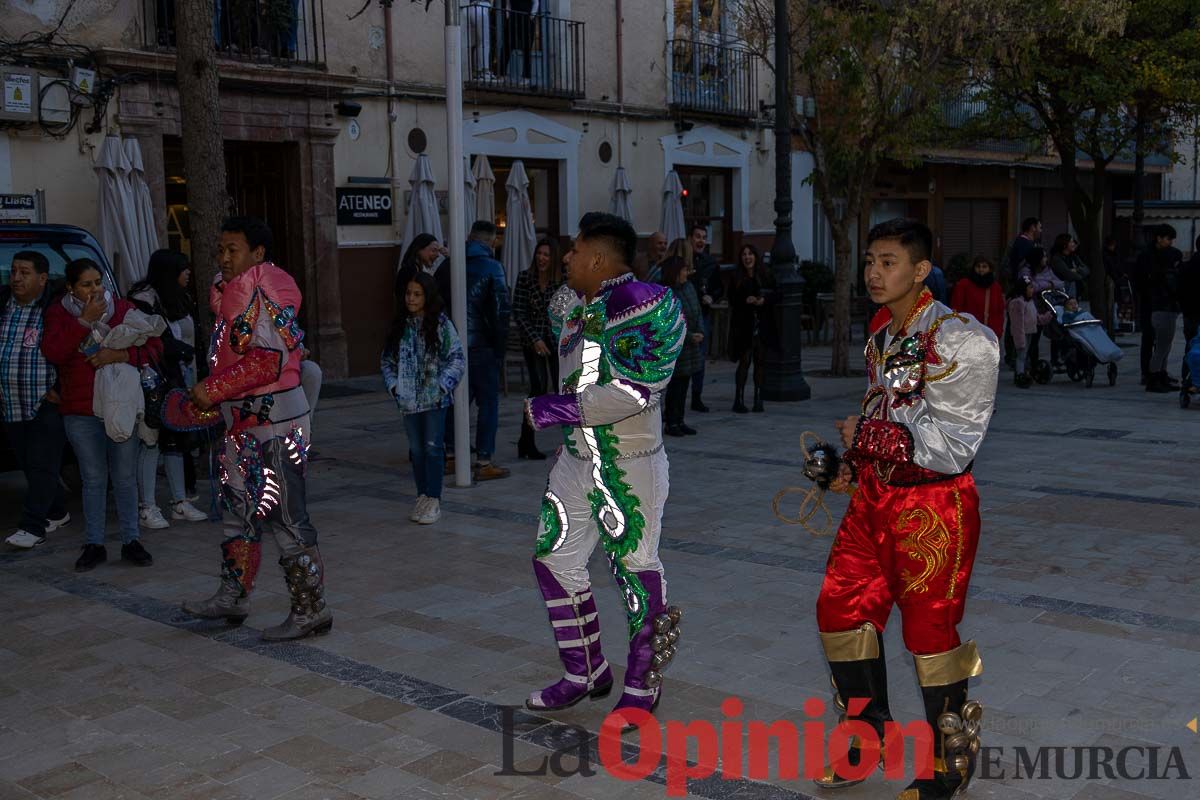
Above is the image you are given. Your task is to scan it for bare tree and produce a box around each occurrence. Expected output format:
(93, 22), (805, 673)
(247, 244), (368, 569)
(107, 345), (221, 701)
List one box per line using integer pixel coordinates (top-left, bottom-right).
(174, 0), (228, 326)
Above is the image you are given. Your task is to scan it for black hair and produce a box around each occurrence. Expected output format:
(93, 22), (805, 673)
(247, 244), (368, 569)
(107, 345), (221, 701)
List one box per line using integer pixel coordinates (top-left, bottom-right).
(400, 233), (439, 273)
(1008, 274), (1034, 299)
(659, 255), (689, 288)
(12, 250), (49, 275)
(1051, 232), (1073, 255)
(221, 216), (273, 259)
(577, 212), (605, 233)
(1021, 217), (1041, 233)
(735, 243), (772, 289)
(689, 221), (707, 237)
(386, 270), (444, 358)
(866, 218), (933, 265)
(1024, 246), (1046, 272)
(130, 249), (193, 321)
(1157, 224), (1177, 240)
(470, 220), (497, 238)
(578, 212), (638, 267)
(65, 258), (103, 286)
(531, 237), (562, 285)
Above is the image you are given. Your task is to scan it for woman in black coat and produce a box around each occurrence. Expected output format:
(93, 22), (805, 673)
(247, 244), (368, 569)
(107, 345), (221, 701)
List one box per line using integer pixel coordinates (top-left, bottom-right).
(727, 244), (775, 413)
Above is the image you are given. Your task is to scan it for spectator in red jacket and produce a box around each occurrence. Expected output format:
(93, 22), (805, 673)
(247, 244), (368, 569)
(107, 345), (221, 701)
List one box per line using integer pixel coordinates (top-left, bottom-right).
(41, 259), (162, 573)
(950, 255), (1006, 341)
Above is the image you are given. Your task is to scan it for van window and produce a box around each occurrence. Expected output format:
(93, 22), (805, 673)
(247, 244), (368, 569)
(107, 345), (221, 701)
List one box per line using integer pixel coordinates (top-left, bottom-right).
(0, 242), (117, 291)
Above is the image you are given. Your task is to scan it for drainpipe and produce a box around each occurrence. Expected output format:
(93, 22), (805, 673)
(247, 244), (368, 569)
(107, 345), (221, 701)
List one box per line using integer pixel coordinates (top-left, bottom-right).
(615, 0), (624, 167)
(385, 0), (399, 244)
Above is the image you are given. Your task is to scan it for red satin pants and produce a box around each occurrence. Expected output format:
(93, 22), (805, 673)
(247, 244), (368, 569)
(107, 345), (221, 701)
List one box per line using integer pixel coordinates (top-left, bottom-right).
(816, 468), (981, 656)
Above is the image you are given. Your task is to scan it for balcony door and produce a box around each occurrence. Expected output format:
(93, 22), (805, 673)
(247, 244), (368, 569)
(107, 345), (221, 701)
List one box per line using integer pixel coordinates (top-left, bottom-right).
(677, 165), (733, 262)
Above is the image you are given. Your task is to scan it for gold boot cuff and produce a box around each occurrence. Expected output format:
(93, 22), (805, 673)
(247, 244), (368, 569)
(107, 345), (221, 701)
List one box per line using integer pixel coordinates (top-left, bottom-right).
(819, 623), (879, 662)
(913, 640), (983, 686)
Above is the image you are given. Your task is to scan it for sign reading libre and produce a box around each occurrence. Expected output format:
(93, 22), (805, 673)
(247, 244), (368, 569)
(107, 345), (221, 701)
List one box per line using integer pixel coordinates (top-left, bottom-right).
(336, 187), (393, 225)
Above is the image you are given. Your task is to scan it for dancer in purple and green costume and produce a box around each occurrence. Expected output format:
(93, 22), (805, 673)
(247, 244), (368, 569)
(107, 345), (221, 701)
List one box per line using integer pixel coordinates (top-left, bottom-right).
(524, 214), (685, 721)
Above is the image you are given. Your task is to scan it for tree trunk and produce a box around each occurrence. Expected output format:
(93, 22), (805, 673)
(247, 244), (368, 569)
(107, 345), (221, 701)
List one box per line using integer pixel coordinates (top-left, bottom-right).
(175, 0), (228, 330)
(830, 223), (854, 376)
(1082, 168), (1111, 330)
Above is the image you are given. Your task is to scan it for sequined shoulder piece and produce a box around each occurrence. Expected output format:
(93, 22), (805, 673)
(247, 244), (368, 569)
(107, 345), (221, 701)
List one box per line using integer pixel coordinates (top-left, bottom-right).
(602, 289), (684, 384)
(604, 280), (671, 325)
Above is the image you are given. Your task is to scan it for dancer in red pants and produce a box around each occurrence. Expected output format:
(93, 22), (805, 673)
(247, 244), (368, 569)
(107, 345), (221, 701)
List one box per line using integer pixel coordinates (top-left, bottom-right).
(813, 219), (999, 800)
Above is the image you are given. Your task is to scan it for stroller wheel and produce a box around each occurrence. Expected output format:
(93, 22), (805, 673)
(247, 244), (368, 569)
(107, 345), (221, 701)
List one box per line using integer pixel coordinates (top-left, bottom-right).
(1107, 363), (1118, 387)
(1085, 367), (1095, 388)
(1067, 363), (1084, 382)
(1033, 360), (1053, 385)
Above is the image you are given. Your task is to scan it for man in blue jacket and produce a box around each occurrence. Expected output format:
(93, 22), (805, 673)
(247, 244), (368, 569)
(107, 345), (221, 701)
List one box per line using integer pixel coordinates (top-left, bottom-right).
(447, 221), (512, 481)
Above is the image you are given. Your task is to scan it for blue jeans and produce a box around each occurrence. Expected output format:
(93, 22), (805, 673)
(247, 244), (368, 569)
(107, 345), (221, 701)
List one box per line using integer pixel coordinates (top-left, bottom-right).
(447, 347), (501, 461)
(64, 415), (140, 546)
(404, 408), (447, 499)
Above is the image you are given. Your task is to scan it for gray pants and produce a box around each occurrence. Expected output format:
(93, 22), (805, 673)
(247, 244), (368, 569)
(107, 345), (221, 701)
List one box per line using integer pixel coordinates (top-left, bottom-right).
(535, 450), (668, 595)
(1150, 312), (1178, 373)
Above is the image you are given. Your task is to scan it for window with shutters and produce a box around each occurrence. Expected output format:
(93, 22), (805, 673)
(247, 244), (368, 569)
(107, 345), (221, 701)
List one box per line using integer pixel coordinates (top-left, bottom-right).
(942, 199), (1006, 264)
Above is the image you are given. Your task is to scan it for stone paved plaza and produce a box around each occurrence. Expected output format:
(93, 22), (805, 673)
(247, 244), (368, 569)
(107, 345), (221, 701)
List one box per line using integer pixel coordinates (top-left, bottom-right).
(1, 331), (1198, 800)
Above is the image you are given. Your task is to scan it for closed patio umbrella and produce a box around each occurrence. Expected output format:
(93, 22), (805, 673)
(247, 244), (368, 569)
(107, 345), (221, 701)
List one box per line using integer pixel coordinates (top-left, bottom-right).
(401, 154), (445, 254)
(609, 166), (633, 222)
(660, 170), (686, 245)
(463, 156), (478, 237)
(472, 154), (496, 229)
(123, 138), (158, 285)
(501, 160), (537, 290)
(94, 135), (142, 292)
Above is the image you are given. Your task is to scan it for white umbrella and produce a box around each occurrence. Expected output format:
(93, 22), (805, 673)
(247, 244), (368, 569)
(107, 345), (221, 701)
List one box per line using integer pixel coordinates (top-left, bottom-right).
(123, 138), (158, 285)
(463, 156), (478, 238)
(660, 170), (686, 244)
(401, 154), (445, 255)
(502, 160), (537, 290)
(471, 154), (495, 228)
(609, 166), (633, 222)
(94, 135), (142, 292)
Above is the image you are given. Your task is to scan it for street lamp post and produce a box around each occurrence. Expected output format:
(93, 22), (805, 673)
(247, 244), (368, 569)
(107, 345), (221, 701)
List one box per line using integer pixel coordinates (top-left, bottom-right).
(762, 0), (811, 402)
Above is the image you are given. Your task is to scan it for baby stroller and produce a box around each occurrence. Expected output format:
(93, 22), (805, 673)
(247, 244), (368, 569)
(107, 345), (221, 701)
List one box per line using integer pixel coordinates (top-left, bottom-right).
(1031, 289), (1121, 388)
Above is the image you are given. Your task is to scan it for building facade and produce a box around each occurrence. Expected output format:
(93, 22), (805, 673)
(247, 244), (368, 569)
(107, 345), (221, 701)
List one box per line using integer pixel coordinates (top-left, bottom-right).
(1, 0), (801, 377)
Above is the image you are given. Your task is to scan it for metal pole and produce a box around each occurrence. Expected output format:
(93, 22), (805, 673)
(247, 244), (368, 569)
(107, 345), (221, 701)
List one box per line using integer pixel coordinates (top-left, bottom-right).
(762, 0), (810, 401)
(446, 2), (472, 487)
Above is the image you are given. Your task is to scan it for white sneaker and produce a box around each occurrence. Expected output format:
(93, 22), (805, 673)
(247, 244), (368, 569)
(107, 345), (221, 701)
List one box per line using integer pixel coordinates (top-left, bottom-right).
(409, 496), (429, 522)
(5, 530), (46, 549)
(416, 498), (441, 525)
(45, 513), (71, 532)
(139, 506), (170, 530)
(171, 500), (208, 522)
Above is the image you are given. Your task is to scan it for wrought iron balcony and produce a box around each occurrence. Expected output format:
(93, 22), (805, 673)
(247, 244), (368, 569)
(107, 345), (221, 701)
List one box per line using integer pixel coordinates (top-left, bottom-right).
(142, 0), (327, 67)
(460, 5), (584, 99)
(668, 39), (761, 118)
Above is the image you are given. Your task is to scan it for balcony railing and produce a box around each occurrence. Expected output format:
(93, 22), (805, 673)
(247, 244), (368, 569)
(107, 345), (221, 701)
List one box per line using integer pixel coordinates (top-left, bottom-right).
(461, 5), (584, 99)
(142, 0), (327, 68)
(668, 39), (760, 118)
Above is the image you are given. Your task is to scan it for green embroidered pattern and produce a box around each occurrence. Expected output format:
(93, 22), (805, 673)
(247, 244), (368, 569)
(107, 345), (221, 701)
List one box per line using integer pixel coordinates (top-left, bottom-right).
(602, 293), (684, 385)
(562, 427), (581, 457)
(562, 368), (582, 392)
(534, 493), (565, 558)
(608, 554), (650, 639)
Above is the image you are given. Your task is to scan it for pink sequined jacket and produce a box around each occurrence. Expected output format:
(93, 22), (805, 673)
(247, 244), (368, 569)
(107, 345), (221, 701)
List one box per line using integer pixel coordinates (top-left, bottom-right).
(201, 262), (306, 430)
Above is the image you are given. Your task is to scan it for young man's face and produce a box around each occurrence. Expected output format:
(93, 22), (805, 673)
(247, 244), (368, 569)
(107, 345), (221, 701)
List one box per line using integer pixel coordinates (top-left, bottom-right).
(565, 235), (598, 294)
(9, 259), (47, 304)
(864, 237), (930, 308)
(218, 231), (266, 282)
(1155, 234), (1175, 250)
(690, 227), (707, 254)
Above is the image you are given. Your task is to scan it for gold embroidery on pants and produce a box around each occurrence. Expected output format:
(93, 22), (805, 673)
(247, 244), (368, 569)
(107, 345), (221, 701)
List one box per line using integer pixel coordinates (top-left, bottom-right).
(946, 488), (964, 600)
(896, 506), (951, 598)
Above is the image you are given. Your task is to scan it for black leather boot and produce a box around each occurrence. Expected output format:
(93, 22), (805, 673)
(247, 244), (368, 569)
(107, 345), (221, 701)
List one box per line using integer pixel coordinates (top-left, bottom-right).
(895, 642), (984, 800)
(813, 624), (892, 790)
(518, 420), (546, 460)
(751, 388), (764, 413)
(732, 382), (749, 413)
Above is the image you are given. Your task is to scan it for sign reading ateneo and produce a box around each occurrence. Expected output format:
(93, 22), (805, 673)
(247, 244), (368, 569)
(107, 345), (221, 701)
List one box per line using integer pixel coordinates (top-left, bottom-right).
(336, 188), (393, 225)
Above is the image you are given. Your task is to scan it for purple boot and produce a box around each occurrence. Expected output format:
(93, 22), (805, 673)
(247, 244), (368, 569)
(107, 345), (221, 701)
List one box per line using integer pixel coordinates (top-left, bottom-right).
(526, 559), (614, 711)
(613, 570), (681, 719)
